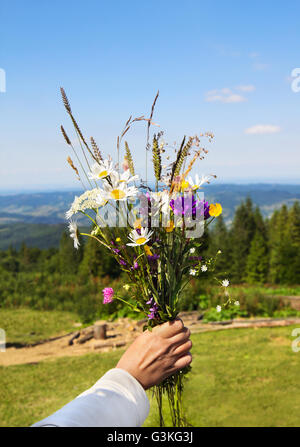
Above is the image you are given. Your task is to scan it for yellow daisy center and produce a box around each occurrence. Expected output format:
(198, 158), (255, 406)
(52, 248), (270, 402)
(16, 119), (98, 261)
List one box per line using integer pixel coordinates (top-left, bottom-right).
(98, 170), (108, 178)
(136, 237), (147, 245)
(111, 189), (126, 200)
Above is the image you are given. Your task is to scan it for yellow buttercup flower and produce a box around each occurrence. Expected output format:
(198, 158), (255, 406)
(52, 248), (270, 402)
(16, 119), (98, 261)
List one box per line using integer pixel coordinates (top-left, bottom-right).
(144, 245), (153, 256)
(116, 237), (121, 242)
(209, 203), (222, 217)
(180, 180), (189, 191)
(165, 221), (175, 232)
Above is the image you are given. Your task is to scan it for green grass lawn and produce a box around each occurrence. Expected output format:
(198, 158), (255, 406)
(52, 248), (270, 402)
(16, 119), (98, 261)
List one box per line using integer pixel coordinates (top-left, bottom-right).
(1, 325), (300, 427)
(0, 308), (80, 345)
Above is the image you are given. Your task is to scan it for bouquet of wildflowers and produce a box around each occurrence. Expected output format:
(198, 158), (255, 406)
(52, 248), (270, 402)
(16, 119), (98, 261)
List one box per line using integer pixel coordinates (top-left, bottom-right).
(61, 89), (234, 426)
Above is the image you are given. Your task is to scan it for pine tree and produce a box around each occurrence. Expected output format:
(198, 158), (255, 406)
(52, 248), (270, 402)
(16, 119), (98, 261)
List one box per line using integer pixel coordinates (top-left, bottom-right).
(245, 230), (269, 284)
(254, 206), (268, 239)
(79, 236), (120, 278)
(58, 231), (83, 274)
(287, 201), (300, 283)
(207, 215), (231, 274)
(289, 202), (300, 247)
(229, 198), (257, 283)
(269, 205), (292, 284)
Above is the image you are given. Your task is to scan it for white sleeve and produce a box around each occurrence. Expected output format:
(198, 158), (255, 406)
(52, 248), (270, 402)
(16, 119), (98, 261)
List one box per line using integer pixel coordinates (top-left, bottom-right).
(32, 368), (150, 427)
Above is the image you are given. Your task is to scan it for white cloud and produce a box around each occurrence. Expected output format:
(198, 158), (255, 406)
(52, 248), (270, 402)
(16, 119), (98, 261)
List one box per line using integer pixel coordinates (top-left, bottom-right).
(223, 94), (246, 103)
(205, 85), (255, 103)
(236, 85), (256, 92)
(245, 125), (281, 135)
(205, 89), (246, 103)
(220, 88), (232, 95)
(205, 94), (224, 102)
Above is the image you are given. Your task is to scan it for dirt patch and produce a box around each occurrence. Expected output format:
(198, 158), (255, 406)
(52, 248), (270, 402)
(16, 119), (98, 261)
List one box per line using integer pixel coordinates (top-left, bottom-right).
(1, 314), (300, 367)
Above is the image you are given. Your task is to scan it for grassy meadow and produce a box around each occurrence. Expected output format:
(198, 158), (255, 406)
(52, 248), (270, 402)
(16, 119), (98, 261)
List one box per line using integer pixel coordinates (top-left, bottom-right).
(0, 308), (80, 346)
(1, 320), (300, 427)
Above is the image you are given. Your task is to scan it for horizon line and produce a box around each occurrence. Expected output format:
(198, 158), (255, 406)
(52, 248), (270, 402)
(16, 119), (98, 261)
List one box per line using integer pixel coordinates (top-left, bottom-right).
(1, 181), (300, 195)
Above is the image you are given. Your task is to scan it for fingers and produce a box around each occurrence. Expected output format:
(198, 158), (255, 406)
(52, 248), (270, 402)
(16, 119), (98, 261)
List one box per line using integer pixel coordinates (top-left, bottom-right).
(171, 352), (192, 373)
(172, 339), (192, 356)
(154, 318), (184, 339)
(169, 327), (191, 347)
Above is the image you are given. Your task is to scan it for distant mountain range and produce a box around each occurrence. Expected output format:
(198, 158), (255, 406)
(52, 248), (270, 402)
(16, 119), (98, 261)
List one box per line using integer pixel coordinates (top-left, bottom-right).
(0, 184), (300, 250)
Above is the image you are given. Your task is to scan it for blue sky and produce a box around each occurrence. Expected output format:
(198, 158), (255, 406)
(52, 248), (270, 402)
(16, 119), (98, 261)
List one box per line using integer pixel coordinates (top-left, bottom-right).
(1, 0), (300, 190)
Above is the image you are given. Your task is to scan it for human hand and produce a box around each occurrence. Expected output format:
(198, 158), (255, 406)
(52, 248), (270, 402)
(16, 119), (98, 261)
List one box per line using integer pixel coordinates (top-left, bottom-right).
(116, 319), (192, 390)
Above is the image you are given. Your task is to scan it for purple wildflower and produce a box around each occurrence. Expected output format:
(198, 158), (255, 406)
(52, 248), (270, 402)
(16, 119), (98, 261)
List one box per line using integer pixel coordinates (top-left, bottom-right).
(170, 195), (198, 217)
(198, 200), (210, 220)
(102, 287), (114, 304)
(146, 297), (159, 320)
(148, 254), (160, 261)
(169, 196), (210, 220)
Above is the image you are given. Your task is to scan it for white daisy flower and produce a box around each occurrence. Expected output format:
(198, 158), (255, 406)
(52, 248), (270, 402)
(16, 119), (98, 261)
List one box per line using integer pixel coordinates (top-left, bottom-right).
(110, 170), (139, 184)
(187, 174), (215, 190)
(89, 159), (114, 180)
(222, 279), (230, 288)
(201, 265), (208, 272)
(127, 227), (153, 246)
(68, 220), (80, 249)
(189, 248), (196, 254)
(234, 300), (240, 306)
(216, 305), (222, 312)
(189, 269), (197, 276)
(98, 177), (138, 202)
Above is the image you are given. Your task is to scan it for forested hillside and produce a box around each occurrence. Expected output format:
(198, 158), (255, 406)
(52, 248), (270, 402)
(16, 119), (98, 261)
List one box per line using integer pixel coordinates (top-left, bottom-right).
(1, 199), (300, 323)
(1, 184), (300, 249)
